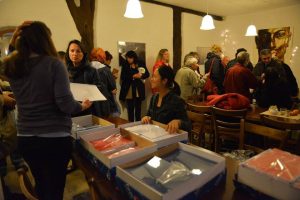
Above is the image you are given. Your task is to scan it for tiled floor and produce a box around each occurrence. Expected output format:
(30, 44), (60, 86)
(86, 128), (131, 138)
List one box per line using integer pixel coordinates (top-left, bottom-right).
(3, 157), (90, 200)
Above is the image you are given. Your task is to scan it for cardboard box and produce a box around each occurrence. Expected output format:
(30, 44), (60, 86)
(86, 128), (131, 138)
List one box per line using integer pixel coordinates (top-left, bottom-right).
(80, 128), (157, 168)
(236, 148), (300, 200)
(117, 143), (225, 200)
(119, 121), (188, 148)
(71, 115), (115, 139)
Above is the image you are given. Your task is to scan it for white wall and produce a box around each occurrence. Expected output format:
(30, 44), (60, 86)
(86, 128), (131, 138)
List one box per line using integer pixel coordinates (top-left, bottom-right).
(0, 0), (299, 119)
(0, 0), (80, 51)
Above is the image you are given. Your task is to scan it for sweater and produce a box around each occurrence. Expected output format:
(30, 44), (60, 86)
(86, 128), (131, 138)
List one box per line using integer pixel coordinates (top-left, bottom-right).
(8, 56), (82, 136)
(175, 66), (206, 101)
(147, 92), (192, 132)
(224, 63), (257, 99)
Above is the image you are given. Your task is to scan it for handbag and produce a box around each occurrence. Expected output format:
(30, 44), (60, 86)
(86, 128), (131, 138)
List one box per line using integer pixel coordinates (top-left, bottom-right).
(202, 58), (218, 95)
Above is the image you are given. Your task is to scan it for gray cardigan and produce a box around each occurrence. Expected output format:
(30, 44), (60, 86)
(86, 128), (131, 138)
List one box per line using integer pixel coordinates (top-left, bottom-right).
(9, 56), (82, 136)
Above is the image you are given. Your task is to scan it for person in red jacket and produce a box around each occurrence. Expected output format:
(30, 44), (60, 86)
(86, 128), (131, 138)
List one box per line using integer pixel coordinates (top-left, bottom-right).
(224, 52), (257, 100)
(152, 49), (170, 94)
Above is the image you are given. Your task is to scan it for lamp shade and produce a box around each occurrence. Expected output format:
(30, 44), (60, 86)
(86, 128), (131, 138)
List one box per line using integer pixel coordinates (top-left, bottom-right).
(200, 14), (215, 30)
(245, 25), (257, 36)
(124, 0), (144, 19)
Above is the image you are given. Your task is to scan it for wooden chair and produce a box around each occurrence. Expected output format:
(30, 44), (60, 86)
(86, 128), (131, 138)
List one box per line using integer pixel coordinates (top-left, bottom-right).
(244, 122), (288, 153)
(261, 115), (300, 154)
(186, 93), (206, 103)
(17, 167), (38, 200)
(186, 110), (206, 147)
(211, 107), (247, 153)
(186, 103), (213, 149)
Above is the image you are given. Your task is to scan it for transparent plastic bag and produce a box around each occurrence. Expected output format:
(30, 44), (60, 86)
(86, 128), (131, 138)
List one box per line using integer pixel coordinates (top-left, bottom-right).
(156, 161), (191, 185)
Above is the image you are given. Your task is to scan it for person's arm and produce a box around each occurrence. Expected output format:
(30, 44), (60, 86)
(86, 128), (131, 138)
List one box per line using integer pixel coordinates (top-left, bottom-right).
(252, 63), (264, 80)
(189, 70), (206, 89)
(246, 69), (258, 89)
(172, 98), (192, 133)
(211, 59), (225, 93)
(53, 60), (91, 114)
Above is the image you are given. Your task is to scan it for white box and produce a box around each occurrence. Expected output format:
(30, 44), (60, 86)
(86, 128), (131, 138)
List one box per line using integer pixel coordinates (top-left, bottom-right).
(119, 121), (188, 148)
(80, 128), (157, 168)
(117, 143), (225, 200)
(237, 149), (300, 200)
(71, 115), (115, 139)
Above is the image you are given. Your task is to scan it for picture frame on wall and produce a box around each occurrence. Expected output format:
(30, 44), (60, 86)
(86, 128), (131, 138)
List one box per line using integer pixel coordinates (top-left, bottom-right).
(118, 41), (146, 67)
(196, 47), (210, 65)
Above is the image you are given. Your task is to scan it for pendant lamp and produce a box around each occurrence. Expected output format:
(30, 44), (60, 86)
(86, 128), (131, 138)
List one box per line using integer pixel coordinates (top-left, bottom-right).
(245, 25), (257, 36)
(200, 14), (215, 30)
(124, 0), (144, 19)
(200, 0), (215, 30)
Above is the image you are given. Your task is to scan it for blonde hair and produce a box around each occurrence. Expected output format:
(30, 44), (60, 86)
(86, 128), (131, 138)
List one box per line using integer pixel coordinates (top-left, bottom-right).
(211, 44), (222, 54)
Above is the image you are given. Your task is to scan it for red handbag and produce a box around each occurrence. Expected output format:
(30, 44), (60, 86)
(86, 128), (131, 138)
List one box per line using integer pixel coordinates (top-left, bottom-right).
(202, 58), (218, 95)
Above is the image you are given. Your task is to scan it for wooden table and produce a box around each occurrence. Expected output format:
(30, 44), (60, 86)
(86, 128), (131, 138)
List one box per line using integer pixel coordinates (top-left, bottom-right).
(73, 117), (256, 200)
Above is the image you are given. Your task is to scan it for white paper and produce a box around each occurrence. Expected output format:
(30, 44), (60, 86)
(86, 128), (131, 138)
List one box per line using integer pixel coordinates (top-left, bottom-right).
(70, 83), (106, 101)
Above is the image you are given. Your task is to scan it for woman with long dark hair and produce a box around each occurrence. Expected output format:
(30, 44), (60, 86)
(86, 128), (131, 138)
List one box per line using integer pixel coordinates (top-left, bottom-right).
(142, 65), (191, 133)
(3, 21), (91, 200)
(119, 50), (149, 122)
(65, 39), (103, 117)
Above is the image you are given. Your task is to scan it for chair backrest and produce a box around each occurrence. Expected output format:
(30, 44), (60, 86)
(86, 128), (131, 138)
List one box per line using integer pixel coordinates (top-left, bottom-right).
(244, 122), (288, 153)
(212, 107), (247, 152)
(17, 168), (38, 200)
(187, 93), (206, 103)
(186, 103), (214, 149)
(186, 110), (206, 146)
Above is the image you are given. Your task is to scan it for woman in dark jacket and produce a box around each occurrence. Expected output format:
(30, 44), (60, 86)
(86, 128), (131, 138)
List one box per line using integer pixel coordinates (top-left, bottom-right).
(119, 51), (149, 121)
(142, 65), (191, 133)
(65, 40), (103, 116)
(204, 45), (225, 94)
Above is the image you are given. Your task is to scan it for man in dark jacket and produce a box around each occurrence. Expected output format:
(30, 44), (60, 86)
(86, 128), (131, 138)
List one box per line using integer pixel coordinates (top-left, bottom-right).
(253, 49), (286, 81)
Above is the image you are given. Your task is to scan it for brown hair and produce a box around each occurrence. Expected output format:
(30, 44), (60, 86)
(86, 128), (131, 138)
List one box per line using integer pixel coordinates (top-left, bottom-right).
(4, 21), (57, 78)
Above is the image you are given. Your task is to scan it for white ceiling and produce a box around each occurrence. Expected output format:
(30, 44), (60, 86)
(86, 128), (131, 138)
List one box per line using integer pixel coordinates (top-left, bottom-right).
(154, 0), (300, 17)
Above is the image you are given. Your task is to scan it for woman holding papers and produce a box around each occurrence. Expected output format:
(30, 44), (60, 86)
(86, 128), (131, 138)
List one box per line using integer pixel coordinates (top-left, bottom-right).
(65, 39), (104, 117)
(3, 21), (92, 200)
(142, 65), (191, 133)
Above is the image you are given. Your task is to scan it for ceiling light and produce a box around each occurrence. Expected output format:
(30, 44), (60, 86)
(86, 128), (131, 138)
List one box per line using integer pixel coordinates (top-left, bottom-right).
(245, 25), (257, 36)
(124, 0), (144, 19)
(200, 14), (215, 30)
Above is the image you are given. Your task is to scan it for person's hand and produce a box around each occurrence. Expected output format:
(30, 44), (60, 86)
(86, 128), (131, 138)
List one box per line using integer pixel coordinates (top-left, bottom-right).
(112, 72), (118, 79)
(261, 73), (265, 84)
(203, 72), (210, 80)
(3, 93), (16, 108)
(81, 99), (92, 111)
(133, 73), (142, 79)
(141, 116), (151, 124)
(10, 21), (33, 47)
(166, 119), (181, 134)
(111, 89), (117, 95)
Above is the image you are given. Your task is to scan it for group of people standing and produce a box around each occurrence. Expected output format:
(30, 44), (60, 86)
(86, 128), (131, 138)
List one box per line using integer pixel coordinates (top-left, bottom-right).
(0, 20), (299, 200)
(177, 44), (298, 110)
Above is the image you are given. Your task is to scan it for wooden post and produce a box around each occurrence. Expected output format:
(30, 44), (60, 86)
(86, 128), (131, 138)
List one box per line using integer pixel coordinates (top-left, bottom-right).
(66, 0), (95, 53)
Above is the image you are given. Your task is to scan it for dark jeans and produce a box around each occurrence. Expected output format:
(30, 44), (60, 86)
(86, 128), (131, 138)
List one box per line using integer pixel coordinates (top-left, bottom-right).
(18, 136), (72, 200)
(126, 98), (142, 122)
